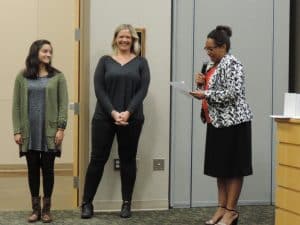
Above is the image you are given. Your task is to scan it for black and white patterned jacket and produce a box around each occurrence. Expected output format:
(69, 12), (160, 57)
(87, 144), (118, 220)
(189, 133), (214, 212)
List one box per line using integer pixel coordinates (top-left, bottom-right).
(203, 54), (253, 128)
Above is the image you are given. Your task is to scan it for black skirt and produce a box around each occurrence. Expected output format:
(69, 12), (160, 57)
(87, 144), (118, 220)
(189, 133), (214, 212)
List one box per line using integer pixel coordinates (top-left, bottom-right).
(204, 121), (253, 178)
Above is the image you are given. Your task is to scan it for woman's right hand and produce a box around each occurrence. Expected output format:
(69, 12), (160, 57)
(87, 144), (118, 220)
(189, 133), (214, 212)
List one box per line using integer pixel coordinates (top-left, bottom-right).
(14, 133), (23, 145)
(111, 110), (128, 126)
(195, 72), (205, 86)
(189, 90), (205, 99)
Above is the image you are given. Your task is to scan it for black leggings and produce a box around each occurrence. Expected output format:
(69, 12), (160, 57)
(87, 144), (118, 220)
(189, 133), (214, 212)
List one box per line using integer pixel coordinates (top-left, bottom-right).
(83, 118), (143, 203)
(25, 151), (55, 198)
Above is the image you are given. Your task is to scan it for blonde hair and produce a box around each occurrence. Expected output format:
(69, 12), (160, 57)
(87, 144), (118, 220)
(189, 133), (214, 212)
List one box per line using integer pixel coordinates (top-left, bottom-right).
(111, 24), (140, 55)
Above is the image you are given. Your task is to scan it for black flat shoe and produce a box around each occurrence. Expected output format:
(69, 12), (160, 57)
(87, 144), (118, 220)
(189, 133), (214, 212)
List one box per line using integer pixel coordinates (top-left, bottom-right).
(120, 201), (131, 218)
(81, 202), (94, 219)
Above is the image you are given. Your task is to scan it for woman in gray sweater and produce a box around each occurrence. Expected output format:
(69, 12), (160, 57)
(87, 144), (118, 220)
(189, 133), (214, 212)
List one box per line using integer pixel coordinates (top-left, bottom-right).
(81, 24), (150, 219)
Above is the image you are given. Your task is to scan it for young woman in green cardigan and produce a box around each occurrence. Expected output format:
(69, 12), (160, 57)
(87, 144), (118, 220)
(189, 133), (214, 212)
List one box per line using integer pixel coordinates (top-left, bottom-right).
(12, 40), (68, 223)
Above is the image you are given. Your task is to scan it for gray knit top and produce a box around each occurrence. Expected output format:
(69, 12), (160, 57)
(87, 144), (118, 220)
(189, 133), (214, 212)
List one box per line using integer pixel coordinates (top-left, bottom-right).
(27, 76), (49, 151)
(93, 55), (150, 121)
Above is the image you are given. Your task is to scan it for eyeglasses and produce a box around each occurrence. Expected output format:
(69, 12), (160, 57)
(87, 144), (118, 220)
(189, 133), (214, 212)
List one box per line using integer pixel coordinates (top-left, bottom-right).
(203, 46), (218, 52)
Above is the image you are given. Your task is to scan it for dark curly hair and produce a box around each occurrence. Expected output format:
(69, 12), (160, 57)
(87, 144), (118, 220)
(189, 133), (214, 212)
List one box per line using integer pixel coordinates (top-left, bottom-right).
(24, 39), (60, 79)
(207, 25), (232, 52)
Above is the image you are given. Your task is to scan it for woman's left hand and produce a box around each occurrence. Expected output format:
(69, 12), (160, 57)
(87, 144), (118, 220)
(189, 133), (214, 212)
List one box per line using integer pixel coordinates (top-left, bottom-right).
(120, 111), (130, 122)
(115, 111), (130, 126)
(55, 129), (64, 146)
(190, 90), (205, 99)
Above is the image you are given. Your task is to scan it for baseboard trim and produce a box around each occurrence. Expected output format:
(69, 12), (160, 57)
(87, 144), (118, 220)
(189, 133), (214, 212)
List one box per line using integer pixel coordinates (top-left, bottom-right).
(93, 199), (169, 211)
(190, 200), (272, 207)
(0, 163), (72, 177)
(171, 201), (191, 208)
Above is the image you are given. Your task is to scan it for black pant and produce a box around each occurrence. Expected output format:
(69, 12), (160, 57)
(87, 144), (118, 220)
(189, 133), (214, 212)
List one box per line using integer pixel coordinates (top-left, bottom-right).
(25, 151), (55, 198)
(83, 118), (143, 203)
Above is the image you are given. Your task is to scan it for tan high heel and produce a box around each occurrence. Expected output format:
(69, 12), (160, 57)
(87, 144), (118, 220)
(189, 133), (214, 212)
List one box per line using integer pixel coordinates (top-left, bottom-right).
(204, 206), (226, 225)
(216, 208), (239, 225)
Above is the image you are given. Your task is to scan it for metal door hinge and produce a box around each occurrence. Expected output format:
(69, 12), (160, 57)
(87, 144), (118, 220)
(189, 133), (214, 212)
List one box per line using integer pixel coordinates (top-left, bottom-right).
(73, 176), (79, 189)
(69, 102), (79, 115)
(75, 28), (80, 41)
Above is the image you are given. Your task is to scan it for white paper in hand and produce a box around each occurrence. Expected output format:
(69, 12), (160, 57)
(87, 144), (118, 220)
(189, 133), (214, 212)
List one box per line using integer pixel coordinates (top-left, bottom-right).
(170, 81), (192, 98)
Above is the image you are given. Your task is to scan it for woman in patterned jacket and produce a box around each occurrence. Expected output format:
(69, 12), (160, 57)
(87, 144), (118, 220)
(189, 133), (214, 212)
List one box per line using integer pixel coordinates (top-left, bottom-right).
(190, 26), (253, 225)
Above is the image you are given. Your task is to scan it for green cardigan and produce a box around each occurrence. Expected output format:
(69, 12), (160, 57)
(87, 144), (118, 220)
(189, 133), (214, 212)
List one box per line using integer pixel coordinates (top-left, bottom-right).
(12, 72), (68, 153)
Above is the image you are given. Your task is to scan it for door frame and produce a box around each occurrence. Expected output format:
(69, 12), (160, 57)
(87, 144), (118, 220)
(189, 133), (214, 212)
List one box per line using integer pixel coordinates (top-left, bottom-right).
(76, 0), (90, 207)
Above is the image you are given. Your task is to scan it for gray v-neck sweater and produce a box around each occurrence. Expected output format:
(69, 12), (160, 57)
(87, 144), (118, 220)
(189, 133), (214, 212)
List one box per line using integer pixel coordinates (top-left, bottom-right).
(93, 55), (150, 121)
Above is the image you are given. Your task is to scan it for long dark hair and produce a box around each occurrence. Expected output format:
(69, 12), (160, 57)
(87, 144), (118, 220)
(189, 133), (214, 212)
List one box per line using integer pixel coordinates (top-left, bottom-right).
(207, 25), (232, 52)
(24, 39), (60, 79)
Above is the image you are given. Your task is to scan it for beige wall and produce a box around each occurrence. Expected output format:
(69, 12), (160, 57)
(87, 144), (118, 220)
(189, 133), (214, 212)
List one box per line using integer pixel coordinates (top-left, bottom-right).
(0, 0), (77, 164)
(0, 1), (36, 164)
(89, 0), (171, 210)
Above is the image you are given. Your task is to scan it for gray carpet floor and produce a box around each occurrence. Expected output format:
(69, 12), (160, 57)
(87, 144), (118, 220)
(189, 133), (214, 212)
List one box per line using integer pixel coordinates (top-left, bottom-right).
(0, 205), (274, 225)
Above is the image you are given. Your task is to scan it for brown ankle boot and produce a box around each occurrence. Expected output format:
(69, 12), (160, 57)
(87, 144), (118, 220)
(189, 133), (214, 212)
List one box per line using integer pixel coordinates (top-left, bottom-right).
(28, 196), (41, 223)
(41, 197), (52, 223)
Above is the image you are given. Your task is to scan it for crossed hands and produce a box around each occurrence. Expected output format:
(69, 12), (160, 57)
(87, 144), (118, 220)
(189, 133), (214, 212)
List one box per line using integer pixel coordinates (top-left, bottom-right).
(111, 110), (130, 126)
